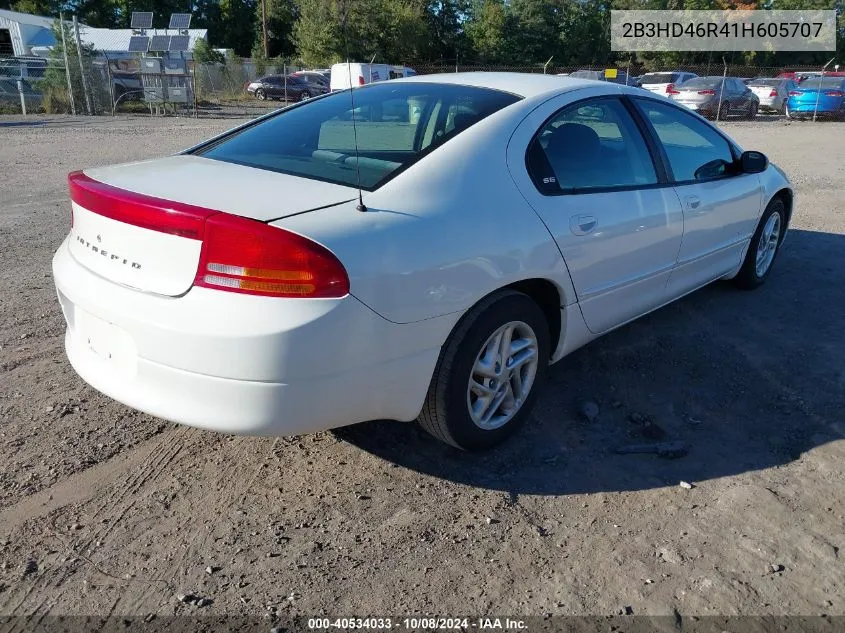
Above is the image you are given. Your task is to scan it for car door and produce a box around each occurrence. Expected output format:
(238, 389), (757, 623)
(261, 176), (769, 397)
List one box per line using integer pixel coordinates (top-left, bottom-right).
(507, 92), (684, 334)
(632, 97), (763, 297)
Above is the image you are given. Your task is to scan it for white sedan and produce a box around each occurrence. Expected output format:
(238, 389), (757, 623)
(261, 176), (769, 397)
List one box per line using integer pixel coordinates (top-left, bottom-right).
(53, 73), (793, 451)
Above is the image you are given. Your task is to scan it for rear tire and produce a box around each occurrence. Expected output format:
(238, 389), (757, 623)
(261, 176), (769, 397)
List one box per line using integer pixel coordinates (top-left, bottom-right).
(734, 197), (786, 290)
(747, 101), (758, 119)
(418, 290), (550, 451)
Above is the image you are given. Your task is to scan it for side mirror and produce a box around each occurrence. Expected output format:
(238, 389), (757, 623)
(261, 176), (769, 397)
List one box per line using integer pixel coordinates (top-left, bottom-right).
(694, 158), (729, 180)
(740, 150), (768, 174)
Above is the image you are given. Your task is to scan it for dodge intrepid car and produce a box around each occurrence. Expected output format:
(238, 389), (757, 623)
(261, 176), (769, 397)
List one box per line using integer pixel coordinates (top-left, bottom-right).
(53, 73), (793, 450)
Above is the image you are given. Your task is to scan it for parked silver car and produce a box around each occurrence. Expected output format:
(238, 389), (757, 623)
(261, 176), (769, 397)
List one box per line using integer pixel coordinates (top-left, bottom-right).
(670, 76), (759, 119)
(746, 78), (798, 114)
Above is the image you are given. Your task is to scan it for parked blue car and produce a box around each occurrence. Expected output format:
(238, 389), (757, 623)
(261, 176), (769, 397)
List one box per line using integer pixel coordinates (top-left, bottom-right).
(785, 77), (845, 119)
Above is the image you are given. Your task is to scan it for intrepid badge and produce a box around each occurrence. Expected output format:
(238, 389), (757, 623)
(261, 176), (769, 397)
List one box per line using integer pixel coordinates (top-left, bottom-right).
(76, 234), (142, 270)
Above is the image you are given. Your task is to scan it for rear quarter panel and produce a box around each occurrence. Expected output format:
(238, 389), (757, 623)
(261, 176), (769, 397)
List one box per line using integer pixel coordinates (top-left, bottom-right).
(273, 104), (576, 325)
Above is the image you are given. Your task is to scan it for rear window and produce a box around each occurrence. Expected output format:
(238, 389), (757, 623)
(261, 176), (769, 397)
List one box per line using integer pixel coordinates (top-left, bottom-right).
(798, 78), (844, 90)
(748, 79), (779, 87)
(679, 77), (721, 88)
(640, 73), (678, 84)
(196, 82), (521, 190)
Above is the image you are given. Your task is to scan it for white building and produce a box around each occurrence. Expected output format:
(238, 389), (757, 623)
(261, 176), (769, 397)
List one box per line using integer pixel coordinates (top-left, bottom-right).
(0, 9), (56, 57)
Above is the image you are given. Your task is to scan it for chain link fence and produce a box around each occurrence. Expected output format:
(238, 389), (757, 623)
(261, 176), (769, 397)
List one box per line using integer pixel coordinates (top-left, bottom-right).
(0, 57), (837, 118)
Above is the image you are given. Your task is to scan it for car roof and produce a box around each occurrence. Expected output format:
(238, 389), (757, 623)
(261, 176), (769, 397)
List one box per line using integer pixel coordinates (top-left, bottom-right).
(396, 72), (610, 99)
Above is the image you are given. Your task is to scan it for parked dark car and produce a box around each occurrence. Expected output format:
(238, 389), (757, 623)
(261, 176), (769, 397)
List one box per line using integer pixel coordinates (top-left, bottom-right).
(292, 70), (330, 92)
(0, 77), (41, 109)
(246, 74), (323, 102)
(670, 76), (759, 119)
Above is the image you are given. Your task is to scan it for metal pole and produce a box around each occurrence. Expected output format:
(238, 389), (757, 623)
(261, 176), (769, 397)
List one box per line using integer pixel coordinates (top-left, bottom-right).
(191, 63), (198, 118)
(72, 15), (93, 115)
(716, 57), (727, 123)
(104, 52), (115, 115)
(16, 79), (27, 115)
(284, 63), (287, 102)
(59, 13), (76, 115)
(543, 56), (553, 74)
(813, 56), (836, 123)
(261, 0), (268, 59)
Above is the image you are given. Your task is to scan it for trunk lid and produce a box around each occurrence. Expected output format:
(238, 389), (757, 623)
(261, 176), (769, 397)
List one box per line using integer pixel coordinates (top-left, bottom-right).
(67, 155), (356, 296)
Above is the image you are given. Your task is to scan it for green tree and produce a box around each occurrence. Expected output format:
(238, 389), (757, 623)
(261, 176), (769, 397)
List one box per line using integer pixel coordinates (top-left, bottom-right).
(193, 36), (225, 63)
(464, 0), (510, 62)
(253, 0), (297, 59)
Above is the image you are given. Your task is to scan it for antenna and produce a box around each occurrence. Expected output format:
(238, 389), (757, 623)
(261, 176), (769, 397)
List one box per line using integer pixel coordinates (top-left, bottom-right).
(341, 3), (367, 212)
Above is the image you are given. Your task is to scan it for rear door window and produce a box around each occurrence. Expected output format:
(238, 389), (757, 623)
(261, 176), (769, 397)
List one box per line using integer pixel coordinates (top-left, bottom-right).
(526, 98), (658, 193)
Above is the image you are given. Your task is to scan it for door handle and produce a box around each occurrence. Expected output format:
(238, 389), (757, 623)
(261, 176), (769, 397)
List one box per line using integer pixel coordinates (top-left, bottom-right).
(570, 214), (597, 236)
(684, 195), (702, 210)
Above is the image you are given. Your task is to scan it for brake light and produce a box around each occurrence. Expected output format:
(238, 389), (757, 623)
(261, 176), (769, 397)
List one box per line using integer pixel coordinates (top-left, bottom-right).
(788, 90), (802, 96)
(358, 75), (365, 86)
(67, 172), (349, 298)
(825, 90), (845, 97)
(196, 214), (349, 298)
(769, 89), (778, 97)
(665, 83), (680, 94)
(698, 89), (716, 95)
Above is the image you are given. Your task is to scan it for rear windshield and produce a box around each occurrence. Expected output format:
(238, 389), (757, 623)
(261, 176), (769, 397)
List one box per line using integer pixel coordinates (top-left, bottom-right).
(196, 82), (521, 190)
(640, 73), (678, 84)
(797, 78), (844, 90)
(679, 77), (722, 88)
(748, 79), (779, 86)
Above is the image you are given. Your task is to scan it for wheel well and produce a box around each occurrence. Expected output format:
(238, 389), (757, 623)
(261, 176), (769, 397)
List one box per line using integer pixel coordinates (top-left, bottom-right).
(774, 188), (793, 228)
(505, 279), (562, 354)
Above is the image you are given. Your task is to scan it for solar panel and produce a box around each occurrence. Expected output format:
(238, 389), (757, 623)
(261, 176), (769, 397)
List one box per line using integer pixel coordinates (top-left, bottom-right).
(168, 35), (190, 51)
(168, 13), (192, 30)
(130, 12), (153, 29)
(148, 35), (170, 51)
(127, 35), (149, 52)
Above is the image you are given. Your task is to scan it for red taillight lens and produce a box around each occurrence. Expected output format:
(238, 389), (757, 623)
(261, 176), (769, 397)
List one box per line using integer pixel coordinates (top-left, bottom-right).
(68, 172), (349, 299)
(825, 90), (845, 97)
(788, 90), (801, 96)
(665, 83), (680, 94)
(698, 89), (716, 95)
(195, 214), (349, 298)
(769, 89), (778, 97)
(358, 75), (365, 86)
(68, 171), (213, 239)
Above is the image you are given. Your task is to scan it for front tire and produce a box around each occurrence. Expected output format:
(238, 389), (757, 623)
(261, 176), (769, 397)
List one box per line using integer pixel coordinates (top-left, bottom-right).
(418, 290), (550, 451)
(734, 197), (786, 290)
(255, 89), (266, 101)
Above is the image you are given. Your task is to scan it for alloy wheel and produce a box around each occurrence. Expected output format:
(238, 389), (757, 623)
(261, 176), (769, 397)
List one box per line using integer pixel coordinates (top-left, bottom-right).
(755, 212), (781, 277)
(466, 321), (539, 431)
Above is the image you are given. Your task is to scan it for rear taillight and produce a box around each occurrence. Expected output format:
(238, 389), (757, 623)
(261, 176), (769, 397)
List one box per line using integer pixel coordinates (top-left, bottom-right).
(358, 75), (365, 86)
(769, 89), (778, 97)
(788, 90), (802, 96)
(68, 171), (213, 239)
(698, 89), (716, 95)
(825, 90), (845, 97)
(68, 172), (349, 298)
(195, 214), (349, 298)
(665, 83), (679, 94)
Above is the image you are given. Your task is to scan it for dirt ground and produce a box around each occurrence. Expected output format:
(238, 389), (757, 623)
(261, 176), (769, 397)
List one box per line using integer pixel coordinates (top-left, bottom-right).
(0, 113), (844, 624)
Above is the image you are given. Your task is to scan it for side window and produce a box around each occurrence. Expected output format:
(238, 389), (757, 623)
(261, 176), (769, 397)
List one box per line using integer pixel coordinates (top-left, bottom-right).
(526, 98), (658, 194)
(635, 98), (735, 183)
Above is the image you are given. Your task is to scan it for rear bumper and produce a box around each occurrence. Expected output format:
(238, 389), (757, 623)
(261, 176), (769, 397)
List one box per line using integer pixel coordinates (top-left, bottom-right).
(787, 99), (845, 114)
(53, 237), (445, 436)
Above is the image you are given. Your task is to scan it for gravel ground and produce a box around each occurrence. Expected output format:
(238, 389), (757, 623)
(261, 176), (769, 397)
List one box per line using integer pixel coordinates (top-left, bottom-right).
(0, 114), (844, 622)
